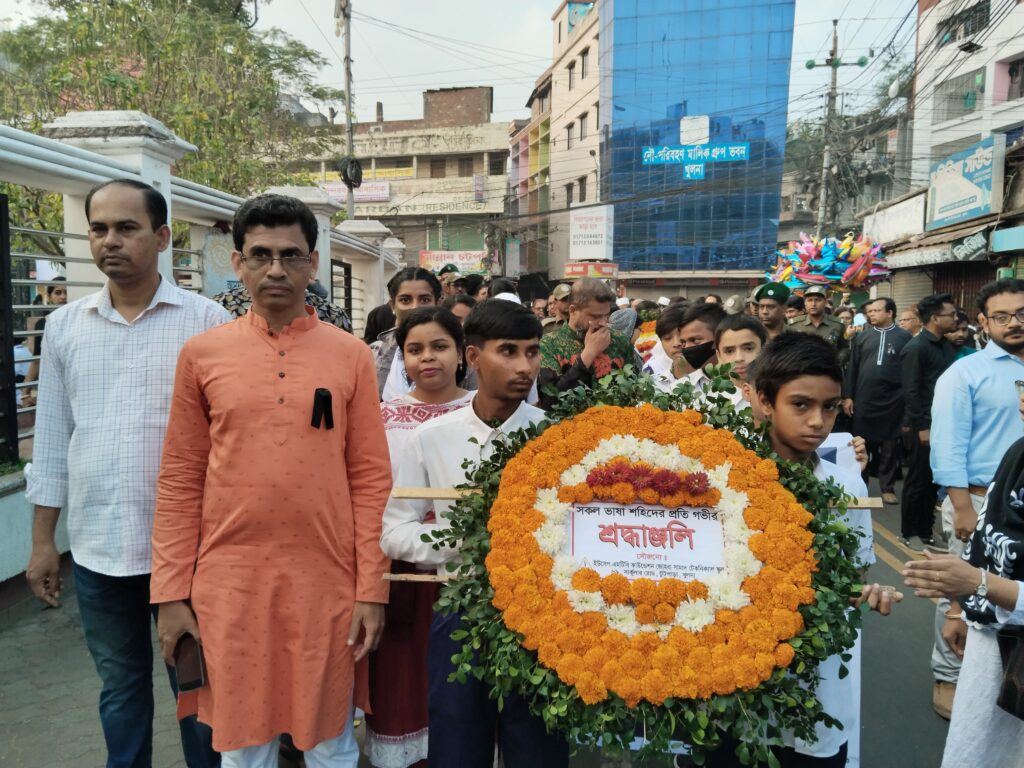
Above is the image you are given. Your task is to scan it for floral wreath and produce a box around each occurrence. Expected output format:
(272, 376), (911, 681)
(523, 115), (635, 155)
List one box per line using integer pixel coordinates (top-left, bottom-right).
(430, 368), (864, 764)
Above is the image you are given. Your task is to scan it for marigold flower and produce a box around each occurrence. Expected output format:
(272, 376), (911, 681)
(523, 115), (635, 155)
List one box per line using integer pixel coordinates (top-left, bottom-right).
(657, 578), (688, 606)
(600, 573), (632, 604)
(774, 643), (795, 668)
(556, 654), (585, 685)
(641, 670), (673, 705)
(654, 602), (676, 624)
(571, 568), (602, 592)
(576, 671), (608, 704)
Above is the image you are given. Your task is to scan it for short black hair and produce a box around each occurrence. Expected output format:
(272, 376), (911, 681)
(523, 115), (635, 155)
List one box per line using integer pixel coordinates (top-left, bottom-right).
(917, 293), (955, 324)
(442, 293), (477, 311)
(463, 298), (542, 347)
(387, 267), (442, 300)
(463, 274), (486, 296)
(395, 306), (467, 384)
(655, 305), (687, 339)
(786, 295), (805, 312)
(714, 313), (767, 349)
(232, 194), (318, 252)
(45, 275), (67, 295)
(977, 278), (1024, 316)
(85, 179), (168, 231)
(705, 293), (723, 304)
(955, 309), (971, 325)
(867, 296), (897, 315)
(488, 278), (518, 298)
(680, 303), (727, 334)
(752, 333), (842, 406)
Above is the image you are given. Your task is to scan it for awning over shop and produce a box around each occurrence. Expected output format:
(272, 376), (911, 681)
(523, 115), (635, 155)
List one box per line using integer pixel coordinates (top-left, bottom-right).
(885, 223), (990, 269)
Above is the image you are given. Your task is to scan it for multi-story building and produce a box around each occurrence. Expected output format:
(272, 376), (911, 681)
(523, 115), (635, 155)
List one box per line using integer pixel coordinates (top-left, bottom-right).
(509, 69), (553, 274)
(910, 0), (1024, 186)
(520, 1), (796, 295)
(547, 2), (602, 278)
(314, 87), (508, 271)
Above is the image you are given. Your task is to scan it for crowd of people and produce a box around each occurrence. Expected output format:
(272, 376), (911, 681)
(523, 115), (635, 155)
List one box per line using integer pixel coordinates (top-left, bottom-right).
(18, 179), (1024, 768)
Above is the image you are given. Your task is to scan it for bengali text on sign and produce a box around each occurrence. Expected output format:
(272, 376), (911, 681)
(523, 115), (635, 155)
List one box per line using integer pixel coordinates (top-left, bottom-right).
(567, 501), (726, 580)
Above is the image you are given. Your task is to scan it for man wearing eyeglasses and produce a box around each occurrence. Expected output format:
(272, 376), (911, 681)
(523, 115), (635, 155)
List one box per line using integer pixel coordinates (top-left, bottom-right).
(150, 194), (392, 764)
(929, 278), (1024, 719)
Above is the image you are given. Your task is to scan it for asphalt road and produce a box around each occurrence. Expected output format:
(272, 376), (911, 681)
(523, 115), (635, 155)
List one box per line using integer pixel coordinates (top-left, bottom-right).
(0, 479), (949, 767)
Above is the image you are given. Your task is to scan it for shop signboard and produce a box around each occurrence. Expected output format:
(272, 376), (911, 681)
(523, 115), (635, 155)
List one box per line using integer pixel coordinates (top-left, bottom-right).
(563, 261), (618, 279)
(418, 250), (489, 275)
(951, 228), (989, 261)
(569, 204), (614, 261)
(927, 135), (1005, 231)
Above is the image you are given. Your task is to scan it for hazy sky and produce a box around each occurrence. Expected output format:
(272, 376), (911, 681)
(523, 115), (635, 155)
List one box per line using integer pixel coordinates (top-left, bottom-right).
(4, 0), (918, 124)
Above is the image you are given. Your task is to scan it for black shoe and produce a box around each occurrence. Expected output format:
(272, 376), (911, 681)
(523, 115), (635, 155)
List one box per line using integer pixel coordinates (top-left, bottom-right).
(898, 535), (926, 553)
(923, 537), (949, 554)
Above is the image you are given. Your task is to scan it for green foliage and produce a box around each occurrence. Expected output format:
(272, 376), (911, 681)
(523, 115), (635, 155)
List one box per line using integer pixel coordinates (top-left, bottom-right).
(0, 0), (344, 232)
(425, 367), (866, 766)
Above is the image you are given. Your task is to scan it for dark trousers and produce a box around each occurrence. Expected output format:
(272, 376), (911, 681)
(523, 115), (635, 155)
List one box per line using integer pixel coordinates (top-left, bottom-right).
(706, 738), (848, 768)
(427, 610), (569, 768)
(900, 430), (938, 539)
(863, 438), (900, 493)
(72, 560), (218, 768)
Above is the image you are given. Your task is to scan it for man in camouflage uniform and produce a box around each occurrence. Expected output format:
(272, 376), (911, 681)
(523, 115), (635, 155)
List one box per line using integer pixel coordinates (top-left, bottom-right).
(789, 285), (848, 362)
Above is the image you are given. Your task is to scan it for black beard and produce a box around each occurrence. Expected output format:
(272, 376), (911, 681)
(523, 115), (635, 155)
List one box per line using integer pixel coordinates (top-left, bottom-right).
(995, 335), (1024, 354)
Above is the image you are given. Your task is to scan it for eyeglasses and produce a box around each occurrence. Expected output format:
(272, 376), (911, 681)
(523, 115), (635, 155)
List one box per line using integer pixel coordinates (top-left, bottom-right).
(985, 310), (1024, 326)
(240, 251), (311, 270)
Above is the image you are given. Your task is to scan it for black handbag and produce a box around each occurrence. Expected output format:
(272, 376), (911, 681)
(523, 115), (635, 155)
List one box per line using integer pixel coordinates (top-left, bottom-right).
(995, 625), (1024, 720)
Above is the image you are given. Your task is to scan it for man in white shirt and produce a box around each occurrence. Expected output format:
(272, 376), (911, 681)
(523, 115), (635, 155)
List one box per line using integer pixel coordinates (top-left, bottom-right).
(381, 299), (569, 767)
(24, 179), (229, 768)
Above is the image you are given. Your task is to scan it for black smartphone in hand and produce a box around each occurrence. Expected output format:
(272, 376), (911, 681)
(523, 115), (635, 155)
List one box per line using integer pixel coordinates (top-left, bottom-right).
(174, 633), (207, 692)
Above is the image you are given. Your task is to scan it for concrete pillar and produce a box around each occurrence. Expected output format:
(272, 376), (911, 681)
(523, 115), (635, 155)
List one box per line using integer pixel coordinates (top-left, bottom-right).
(43, 111), (197, 289)
(263, 186), (342, 291)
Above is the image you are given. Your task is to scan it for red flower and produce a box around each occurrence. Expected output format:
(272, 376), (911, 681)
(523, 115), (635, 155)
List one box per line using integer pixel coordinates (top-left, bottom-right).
(683, 472), (710, 495)
(650, 470), (681, 495)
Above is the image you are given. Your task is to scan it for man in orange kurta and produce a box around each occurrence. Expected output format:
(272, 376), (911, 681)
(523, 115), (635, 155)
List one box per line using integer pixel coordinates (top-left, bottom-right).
(151, 194), (392, 767)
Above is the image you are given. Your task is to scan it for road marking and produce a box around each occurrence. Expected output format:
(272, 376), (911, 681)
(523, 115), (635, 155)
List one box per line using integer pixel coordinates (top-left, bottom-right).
(871, 521), (939, 605)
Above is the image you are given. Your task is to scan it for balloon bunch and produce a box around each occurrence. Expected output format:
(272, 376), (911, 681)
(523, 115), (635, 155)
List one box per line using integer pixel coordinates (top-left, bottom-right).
(766, 233), (889, 290)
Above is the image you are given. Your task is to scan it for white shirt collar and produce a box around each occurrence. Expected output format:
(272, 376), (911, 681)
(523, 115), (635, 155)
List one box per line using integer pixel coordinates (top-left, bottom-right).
(84, 276), (184, 324)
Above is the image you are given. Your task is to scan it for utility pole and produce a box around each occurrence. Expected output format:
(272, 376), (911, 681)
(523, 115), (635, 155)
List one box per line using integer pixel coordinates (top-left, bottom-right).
(337, 0), (355, 219)
(805, 20), (867, 238)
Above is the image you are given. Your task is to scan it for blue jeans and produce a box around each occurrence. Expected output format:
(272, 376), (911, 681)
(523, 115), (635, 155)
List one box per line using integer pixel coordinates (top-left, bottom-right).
(427, 611), (569, 768)
(72, 560), (218, 768)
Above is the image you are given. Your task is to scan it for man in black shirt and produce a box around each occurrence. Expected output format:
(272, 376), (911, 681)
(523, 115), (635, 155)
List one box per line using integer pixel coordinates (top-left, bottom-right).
(898, 293), (958, 551)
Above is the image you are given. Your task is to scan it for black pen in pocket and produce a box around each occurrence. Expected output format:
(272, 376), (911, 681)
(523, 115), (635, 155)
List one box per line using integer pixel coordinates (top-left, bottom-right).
(312, 388), (334, 429)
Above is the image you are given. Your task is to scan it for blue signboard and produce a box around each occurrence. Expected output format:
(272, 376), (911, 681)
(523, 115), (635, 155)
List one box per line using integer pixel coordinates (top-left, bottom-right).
(642, 143), (750, 165)
(926, 134), (1006, 231)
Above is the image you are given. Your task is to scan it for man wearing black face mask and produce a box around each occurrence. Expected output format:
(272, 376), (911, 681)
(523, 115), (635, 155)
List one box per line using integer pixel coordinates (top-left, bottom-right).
(677, 303), (728, 391)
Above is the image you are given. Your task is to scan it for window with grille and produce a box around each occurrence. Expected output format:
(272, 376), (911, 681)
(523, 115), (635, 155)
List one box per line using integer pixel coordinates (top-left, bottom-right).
(488, 154), (505, 176)
(1009, 58), (1024, 101)
(430, 158), (446, 178)
(937, 1), (990, 47)
(932, 68), (985, 124)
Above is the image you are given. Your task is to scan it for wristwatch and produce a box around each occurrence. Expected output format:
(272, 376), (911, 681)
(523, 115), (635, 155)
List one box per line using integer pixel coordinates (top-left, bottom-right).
(976, 568), (989, 599)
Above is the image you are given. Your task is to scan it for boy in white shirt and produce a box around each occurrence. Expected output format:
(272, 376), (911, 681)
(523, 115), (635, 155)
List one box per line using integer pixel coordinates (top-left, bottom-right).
(707, 333), (894, 768)
(381, 299), (569, 767)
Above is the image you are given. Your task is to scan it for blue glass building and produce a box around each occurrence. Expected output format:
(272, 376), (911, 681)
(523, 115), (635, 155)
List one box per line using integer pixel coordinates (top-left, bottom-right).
(598, 0), (796, 272)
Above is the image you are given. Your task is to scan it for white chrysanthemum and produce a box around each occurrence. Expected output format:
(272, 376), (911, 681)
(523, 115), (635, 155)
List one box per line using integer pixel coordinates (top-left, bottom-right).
(723, 514), (751, 545)
(713, 581), (751, 611)
(606, 604), (640, 636)
(675, 598), (715, 633)
(569, 589), (606, 613)
(706, 462), (731, 485)
(550, 554), (576, 591)
(560, 465), (587, 486)
(718, 489), (748, 516)
(725, 546), (760, 578)
(534, 521), (566, 555)
(535, 492), (570, 524)
(656, 624), (672, 641)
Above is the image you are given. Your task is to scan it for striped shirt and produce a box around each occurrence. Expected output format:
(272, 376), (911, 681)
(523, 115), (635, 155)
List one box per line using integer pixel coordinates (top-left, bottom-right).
(25, 277), (230, 576)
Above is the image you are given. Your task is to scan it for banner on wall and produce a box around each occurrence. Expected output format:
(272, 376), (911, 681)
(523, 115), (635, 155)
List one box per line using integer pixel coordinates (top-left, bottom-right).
(927, 134), (1006, 231)
(418, 250), (489, 275)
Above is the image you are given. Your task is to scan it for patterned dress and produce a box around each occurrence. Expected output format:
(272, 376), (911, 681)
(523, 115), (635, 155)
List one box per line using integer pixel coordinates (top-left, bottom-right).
(366, 391), (474, 767)
(212, 285), (353, 333)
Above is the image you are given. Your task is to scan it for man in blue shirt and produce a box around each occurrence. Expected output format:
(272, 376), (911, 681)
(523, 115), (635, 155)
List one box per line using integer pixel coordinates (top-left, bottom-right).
(929, 278), (1024, 718)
